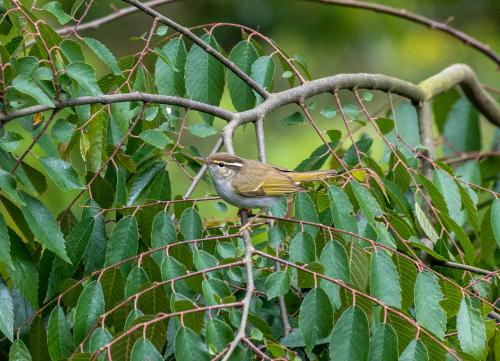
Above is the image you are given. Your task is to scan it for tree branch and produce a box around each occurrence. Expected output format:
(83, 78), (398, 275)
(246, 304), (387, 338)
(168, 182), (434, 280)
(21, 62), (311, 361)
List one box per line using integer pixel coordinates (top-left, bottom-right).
(306, 0), (500, 65)
(120, 0), (270, 99)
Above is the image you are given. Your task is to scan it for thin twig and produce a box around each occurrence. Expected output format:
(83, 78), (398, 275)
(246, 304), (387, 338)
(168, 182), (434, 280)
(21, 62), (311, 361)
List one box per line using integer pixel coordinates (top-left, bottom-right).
(306, 0), (500, 65)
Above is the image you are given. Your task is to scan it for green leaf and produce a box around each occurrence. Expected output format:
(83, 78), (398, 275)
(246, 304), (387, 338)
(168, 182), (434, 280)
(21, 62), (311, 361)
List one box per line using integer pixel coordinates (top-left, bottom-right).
(442, 97), (480, 155)
(415, 202), (439, 244)
(491, 198), (500, 248)
(206, 318), (233, 352)
(289, 232), (316, 263)
(281, 111), (304, 125)
(175, 327), (209, 361)
(104, 216), (139, 275)
(180, 207), (202, 240)
(0, 213), (13, 268)
(187, 123), (217, 138)
(47, 306), (74, 361)
(0, 169), (25, 206)
(151, 211), (176, 265)
(127, 161), (165, 206)
(39, 157), (85, 191)
(82, 200), (107, 274)
(125, 266), (149, 298)
(43, 2), (71, 25)
(294, 192), (319, 237)
(433, 169), (463, 225)
(374, 118), (394, 134)
(319, 241), (349, 309)
(19, 192), (70, 263)
(60, 39), (85, 63)
(184, 34), (224, 124)
(329, 306), (369, 361)
(74, 281), (105, 344)
(386, 101), (420, 159)
(350, 180), (383, 221)
(456, 297), (486, 359)
(321, 105), (337, 118)
(328, 185), (358, 236)
(84, 37), (121, 75)
(131, 339), (163, 361)
(398, 339), (429, 361)
(65, 62), (102, 96)
(202, 278), (230, 305)
(9, 233), (39, 307)
(414, 271), (446, 339)
(370, 251), (401, 308)
(0, 131), (23, 152)
(368, 323), (398, 361)
(139, 129), (172, 148)
(0, 280), (13, 341)
(86, 327), (112, 357)
(84, 111), (106, 173)
(265, 271), (291, 300)
(12, 75), (54, 107)
(299, 288), (334, 353)
(251, 55), (275, 103)
(228, 40), (258, 111)
(46, 217), (94, 300)
(155, 38), (187, 97)
(9, 339), (32, 361)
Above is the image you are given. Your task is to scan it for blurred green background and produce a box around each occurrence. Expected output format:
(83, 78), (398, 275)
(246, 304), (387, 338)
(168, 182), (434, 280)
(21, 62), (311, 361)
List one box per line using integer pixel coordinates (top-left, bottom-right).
(8, 0), (500, 219)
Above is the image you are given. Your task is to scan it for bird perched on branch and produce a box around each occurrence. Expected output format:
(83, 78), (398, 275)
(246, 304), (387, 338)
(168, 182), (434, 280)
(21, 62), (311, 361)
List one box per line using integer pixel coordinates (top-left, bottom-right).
(196, 152), (336, 210)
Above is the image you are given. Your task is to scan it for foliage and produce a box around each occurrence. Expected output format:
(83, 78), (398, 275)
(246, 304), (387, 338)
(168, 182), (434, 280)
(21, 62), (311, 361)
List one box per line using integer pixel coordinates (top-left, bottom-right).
(0, 1), (498, 361)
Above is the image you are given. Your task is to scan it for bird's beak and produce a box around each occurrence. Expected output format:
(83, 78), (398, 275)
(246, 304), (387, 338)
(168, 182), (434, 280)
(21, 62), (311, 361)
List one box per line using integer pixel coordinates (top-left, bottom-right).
(194, 156), (207, 164)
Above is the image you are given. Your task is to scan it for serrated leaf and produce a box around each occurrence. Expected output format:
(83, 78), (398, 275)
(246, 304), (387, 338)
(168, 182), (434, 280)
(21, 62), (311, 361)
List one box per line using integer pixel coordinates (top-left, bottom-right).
(180, 207), (202, 240)
(139, 129), (172, 148)
(281, 111), (304, 126)
(105, 216), (139, 275)
(329, 306), (369, 361)
(370, 251), (401, 308)
(19, 192), (70, 263)
(151, 211), (176, 265)
(414, 271), (446, 339)
(433, 169), (464, 225)
(328, 185), (358, 236)
(414, 202), (439, 244)
(155, 38), (187, 97)
(9, 339), (32, 361)
(456, 297), (486, 359)
(0, 169), (24, 206)
(39, 157), (85, 191)
(74, 281), (105, 344)
(184, 34), (224, 124)
(294, 192), (319, 237)
(321, 105), (337, 118)
(0, 213), (13, 269)
(131, 338), (163, 361)
(84, 37), (121, 75)
(289, 232), (316, 263)
(12, 75), (54, 107)
(491, 198), (500, 248)
(0, 280), (14, 341)
(175, 327), (209, 361)
(47, 306), (74, 361)
(227, 40), (258, 111)
(399, 339), (429, 361)
(299, 288), (333, 353)
(442, 97), (480, 155)
(8, 233), (39, 307)
(206, 318), (233, 352)
(187, 123), (217, 138)
(127, 161), (165, 206)
(125, 266), (149, 298)
(368, 323), (398, 361)
(265, 271), (290, 300)
(66, 62), (102, 96)
(319, 241), (349, 309)
(43, 2), (71, 25)
(251, 55), (275, 103)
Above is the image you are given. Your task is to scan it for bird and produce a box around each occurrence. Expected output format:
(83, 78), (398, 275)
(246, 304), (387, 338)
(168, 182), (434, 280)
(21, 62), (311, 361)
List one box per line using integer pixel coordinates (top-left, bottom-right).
(195, 152), (336, 210)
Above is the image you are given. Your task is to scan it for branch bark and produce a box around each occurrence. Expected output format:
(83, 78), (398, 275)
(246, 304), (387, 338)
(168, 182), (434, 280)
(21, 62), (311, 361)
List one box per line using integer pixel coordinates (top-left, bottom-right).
(307, 0), (500, 65)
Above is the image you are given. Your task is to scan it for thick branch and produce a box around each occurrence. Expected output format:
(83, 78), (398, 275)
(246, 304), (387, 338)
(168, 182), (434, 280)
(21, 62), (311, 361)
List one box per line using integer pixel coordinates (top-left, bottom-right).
(0, 92), (234, 125)
(307, 0), (500, 65)
(121, 0), (270, 99)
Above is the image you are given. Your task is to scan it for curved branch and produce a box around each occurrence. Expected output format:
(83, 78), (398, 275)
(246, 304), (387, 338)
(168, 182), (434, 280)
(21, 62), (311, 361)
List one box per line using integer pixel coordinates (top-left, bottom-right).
(120, 0), (270, 99)
(0, 92), (235, 124)
(306, 0), (500, 65)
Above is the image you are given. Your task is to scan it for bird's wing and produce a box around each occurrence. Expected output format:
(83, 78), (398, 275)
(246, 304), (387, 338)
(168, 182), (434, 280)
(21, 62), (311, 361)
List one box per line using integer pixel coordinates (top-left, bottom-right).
(232, 160), (303, 197)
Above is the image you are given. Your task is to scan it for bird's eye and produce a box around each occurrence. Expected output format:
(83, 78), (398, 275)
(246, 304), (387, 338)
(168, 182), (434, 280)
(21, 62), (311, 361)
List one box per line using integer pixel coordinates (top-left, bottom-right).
(218, 162), (225, 168)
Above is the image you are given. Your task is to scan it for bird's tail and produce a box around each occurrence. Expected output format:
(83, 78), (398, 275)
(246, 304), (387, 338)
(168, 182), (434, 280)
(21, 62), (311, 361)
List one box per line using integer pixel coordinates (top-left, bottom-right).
(288, 169), (337, 182)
